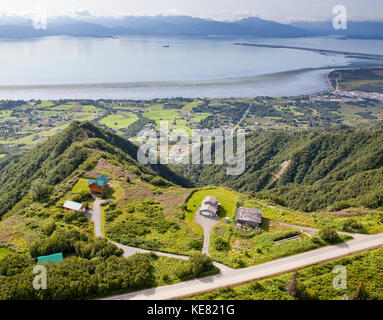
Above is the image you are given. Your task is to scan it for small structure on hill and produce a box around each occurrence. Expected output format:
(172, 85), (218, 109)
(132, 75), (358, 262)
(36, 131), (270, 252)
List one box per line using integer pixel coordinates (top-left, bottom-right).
(63, 200), (86, 212)
(197, 196), (220, 217)
(88, 174), (110, 194)
(236, 207), (262, 228)
(38, 252), (64, 264)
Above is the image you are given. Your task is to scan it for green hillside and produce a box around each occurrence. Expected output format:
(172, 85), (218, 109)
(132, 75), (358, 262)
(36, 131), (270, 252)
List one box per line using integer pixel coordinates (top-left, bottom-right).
(0, 121), (216, 300)
(175, 126), (383, 212)
(0, 121), (191, 219)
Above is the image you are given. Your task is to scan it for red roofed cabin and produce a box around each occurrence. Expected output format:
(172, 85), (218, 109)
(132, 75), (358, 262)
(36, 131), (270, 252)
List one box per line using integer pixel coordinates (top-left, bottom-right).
(88, 175), (110, 194)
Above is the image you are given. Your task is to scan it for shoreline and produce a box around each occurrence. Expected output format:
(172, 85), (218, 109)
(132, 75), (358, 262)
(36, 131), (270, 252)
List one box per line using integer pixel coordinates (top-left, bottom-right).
(0, 68), (333, 100)
(4, 67), (382, 101)
(234, 43), (383, 59)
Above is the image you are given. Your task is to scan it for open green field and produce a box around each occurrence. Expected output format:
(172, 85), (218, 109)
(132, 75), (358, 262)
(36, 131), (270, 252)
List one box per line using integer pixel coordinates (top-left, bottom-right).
(0, 110), (13, 117)
(72, 178), (89, 193)
(105, 197), (203, 255)
(329, 68), (383, 93)
(209, 219), (350, 268)
(36, 101), (55, 108)
(190, 247), (383, 300)
(0, 115), (95, 148)
(243, 199), (383, 234)
(0, 247), (12, 260)
(51, 104), (102, 113)
(99, 113), (138, 129)
(184, 188), (239, 233)
(143, 109), (181, 125)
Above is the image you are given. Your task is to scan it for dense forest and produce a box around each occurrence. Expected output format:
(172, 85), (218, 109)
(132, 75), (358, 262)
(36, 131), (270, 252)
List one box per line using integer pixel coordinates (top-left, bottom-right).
(175, 125), (383, 212)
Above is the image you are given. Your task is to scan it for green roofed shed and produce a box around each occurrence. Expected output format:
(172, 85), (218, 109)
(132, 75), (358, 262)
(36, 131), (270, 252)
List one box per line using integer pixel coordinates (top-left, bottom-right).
(38, 252), (64, 264)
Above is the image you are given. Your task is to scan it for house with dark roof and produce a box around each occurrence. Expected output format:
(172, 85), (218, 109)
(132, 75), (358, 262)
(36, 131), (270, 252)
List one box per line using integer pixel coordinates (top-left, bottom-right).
(88, 174), (110, 194)
(197, 196), (220, 217)
(236, 207), (262, 228)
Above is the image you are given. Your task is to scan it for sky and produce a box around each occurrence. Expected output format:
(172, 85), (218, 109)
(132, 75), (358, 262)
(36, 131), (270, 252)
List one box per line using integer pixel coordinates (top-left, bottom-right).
(0, 0), (382, 22)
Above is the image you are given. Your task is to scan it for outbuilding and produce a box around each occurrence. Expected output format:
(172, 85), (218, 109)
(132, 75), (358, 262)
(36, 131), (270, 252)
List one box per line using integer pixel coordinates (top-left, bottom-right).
(63, 200), (86, 212)
(236, 207), (262, 227)
(38, 252), (64, 264)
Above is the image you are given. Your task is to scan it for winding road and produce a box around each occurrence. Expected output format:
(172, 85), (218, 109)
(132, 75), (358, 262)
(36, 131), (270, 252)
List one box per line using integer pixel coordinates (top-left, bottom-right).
(87, 197), (383, 300)
(103, 232), (383, 300)
(86, 198), (233, 270)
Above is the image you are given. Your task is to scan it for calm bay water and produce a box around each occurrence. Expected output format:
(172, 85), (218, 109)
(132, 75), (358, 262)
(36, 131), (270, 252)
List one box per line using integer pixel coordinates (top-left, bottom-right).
(0, 36), (382, 99)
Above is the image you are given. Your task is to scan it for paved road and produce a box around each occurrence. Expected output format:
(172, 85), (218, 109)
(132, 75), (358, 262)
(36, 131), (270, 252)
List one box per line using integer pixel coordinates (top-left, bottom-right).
(277, 221), (369, 239)
(195, 214), (221, 256)
(233, 105), (251, 131)
(103, 232), (383, 300)
(87, 198), (189, 260)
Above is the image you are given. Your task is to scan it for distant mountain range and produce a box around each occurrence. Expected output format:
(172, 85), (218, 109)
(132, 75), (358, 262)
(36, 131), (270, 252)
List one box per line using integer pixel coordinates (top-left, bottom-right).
(291, 21), (383, 39)
(0, 14), (381, 39)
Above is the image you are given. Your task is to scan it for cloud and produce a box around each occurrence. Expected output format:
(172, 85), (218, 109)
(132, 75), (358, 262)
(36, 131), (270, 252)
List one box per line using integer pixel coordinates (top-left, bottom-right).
(212, 10), (257, 21)
(70, 7), (92, 17)
(113, 8), (188, 18)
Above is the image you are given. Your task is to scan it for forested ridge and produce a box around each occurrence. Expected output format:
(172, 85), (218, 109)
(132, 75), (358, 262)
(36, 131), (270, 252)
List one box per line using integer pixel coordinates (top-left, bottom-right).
(176, 126), (383, 211)
(0, 121), (191, 218)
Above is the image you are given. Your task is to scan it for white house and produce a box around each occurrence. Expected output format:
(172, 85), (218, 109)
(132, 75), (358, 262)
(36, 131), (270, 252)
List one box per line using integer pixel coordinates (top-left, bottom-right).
(197, 196), (220, 217)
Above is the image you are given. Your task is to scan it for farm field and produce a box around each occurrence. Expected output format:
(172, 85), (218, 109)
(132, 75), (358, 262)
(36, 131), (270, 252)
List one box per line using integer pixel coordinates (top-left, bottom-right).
(1, 71), (383, 155)
(99, 113), (139, 129)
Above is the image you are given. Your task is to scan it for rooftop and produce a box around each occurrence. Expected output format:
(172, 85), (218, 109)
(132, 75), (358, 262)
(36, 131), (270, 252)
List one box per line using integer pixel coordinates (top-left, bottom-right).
(202, 196), (219, 208)
(199, 203), (218, 214)
(63, 200), (85, 211)
(237, 207), (262, 224)
(37, 252), (64, 264)
(88, 174), (109, 188)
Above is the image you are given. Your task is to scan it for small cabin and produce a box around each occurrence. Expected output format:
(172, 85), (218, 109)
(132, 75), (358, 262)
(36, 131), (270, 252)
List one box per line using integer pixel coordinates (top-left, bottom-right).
(63, 200), (86, 212)
(88, 174), (110, 194)
(236, 207), (263, 228)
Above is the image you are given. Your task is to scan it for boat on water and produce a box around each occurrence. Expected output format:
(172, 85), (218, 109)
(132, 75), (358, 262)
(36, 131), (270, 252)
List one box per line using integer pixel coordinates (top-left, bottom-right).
(162, 45), (170, 48)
